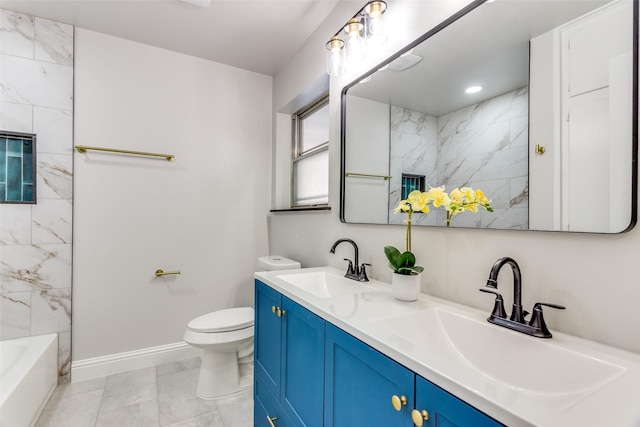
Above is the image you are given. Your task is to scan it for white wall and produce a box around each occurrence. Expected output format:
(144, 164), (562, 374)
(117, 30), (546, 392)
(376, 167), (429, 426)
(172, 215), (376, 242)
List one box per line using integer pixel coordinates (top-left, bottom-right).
(73, 29), (271, 360)
(344, 95), (390, 224)
(269, 0), (640, 354)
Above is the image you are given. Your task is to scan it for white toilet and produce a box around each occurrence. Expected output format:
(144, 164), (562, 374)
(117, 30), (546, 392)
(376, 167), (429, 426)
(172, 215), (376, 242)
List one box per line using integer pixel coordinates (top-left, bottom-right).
(183, 255), (300, 399)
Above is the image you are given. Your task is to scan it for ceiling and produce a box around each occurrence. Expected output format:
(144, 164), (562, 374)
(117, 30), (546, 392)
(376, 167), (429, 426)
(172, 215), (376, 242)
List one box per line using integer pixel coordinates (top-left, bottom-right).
(0, 0), (340, 76)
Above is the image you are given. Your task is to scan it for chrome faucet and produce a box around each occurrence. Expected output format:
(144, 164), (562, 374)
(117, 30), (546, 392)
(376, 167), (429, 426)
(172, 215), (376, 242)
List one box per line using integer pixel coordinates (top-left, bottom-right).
(480, 256), (565, 338)
(329, 238), (369, 282)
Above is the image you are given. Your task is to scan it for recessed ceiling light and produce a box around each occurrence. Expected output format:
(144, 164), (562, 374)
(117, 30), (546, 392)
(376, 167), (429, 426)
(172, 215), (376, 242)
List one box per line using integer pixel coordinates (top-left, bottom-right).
(465, 86), (482, 94)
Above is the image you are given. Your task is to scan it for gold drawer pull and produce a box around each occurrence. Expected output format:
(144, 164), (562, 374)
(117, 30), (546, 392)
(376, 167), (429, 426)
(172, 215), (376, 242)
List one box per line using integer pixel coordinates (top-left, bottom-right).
(267, 415), (278, 427)
(412, 409), (429, 426)
(391, 394), (407, 411)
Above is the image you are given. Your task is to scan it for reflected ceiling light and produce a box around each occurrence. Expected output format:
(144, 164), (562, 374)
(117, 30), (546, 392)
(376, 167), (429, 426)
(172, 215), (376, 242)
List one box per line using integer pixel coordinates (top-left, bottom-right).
(465, 86), (483, 94)
(325, 1), (388, 76)
(388, 53), (422, 72)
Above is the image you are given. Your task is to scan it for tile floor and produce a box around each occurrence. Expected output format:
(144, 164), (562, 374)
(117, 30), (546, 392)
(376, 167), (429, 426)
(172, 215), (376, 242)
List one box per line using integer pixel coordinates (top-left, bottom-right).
(35, 357), (253, 427)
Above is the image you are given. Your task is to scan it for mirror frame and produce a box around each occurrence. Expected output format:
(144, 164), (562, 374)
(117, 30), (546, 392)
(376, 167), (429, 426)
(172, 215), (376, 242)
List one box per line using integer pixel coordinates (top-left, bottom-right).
(339, 0), (638, 233)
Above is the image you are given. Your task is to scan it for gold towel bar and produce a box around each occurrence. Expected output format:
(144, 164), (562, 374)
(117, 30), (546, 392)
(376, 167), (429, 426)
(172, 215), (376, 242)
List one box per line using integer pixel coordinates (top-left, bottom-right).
(345, 172), (392, 180)
(75, 145), (174, 161)
(155, 269), (181, 277)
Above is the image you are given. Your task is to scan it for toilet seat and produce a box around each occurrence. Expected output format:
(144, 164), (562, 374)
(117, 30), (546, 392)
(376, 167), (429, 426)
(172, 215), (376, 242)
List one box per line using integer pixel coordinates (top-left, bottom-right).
(188, 307), (254, 333)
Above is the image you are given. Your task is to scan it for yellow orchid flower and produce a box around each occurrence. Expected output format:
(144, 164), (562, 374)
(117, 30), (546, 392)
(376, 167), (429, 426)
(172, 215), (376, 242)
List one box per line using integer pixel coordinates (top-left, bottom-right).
(460, 187), (475, 202)
(428, 186), (451, 208)
(449, 188), (464, 204)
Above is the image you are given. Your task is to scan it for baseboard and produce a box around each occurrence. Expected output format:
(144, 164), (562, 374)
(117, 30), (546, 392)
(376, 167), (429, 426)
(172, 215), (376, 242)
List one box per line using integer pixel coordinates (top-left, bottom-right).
(71, 341), (202, 382)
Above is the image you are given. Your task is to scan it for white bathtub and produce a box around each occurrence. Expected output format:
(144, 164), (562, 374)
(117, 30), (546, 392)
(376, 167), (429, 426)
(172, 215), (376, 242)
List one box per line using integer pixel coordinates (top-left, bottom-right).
(0, 334), (58, 427)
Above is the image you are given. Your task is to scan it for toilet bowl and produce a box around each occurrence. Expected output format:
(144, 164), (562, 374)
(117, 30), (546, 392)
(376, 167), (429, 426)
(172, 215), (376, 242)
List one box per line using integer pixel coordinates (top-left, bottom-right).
(183, 307), (254, 399)
(184, 255), (300, 399)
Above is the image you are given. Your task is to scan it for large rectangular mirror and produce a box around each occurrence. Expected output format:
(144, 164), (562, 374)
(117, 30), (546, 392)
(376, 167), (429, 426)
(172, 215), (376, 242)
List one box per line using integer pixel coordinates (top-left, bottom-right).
(341, 0), (637, 233)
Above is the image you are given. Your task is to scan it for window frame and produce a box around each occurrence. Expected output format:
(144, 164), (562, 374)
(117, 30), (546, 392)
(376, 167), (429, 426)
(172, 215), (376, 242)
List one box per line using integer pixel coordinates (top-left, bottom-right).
(291, 95), (330, 208)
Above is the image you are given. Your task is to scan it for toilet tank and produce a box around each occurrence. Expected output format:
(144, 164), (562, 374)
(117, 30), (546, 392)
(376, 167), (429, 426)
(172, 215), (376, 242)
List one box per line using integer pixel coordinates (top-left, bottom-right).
(257, 255), (301, 271)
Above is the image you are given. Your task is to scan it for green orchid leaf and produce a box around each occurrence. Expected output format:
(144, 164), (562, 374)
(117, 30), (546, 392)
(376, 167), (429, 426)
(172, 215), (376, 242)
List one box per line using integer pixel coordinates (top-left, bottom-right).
(384, 246), (401, 269)
(398, 266), (424, 275)
(397, 251), (416, 268)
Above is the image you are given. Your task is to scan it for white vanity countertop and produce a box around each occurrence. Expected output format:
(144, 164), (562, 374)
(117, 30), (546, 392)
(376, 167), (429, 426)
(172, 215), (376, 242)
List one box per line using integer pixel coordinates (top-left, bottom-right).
(255, 267), (640, 427)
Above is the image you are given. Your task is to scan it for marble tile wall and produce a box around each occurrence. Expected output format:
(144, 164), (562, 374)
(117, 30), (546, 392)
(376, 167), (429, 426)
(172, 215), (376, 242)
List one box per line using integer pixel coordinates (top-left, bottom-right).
(0, 10), (74, 383)
(389, 88), (529, 229)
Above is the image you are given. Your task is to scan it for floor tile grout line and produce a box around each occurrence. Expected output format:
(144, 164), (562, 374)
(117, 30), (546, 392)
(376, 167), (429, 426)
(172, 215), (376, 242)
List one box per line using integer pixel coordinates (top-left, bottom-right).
(93, 381), (106, 427)
(155, 365), (163, 427)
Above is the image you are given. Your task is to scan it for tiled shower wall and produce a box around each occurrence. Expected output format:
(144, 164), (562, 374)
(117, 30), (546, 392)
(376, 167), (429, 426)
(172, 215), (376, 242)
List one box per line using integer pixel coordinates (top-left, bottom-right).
(0, 10), (74, 382)
(389, 87), (529, 229)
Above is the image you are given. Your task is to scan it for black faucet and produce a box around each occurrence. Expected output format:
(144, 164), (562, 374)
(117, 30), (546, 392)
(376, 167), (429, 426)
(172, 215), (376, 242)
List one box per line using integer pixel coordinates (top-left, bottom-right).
(480, 257), (565, 338)
(486, 257), (526, 323)
(329, 238), (369, 282)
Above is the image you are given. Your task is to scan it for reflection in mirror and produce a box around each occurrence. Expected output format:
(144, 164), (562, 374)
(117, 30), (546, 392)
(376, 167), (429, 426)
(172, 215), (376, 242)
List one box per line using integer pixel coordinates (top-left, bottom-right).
(341, 0), (637, 233)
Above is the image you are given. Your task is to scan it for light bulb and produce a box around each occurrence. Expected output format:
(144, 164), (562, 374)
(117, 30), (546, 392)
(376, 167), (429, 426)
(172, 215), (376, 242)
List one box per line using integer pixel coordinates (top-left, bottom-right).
(365, 1), (387, 46)
(326, 37), (345, 76)
(344, 18), (365, 62)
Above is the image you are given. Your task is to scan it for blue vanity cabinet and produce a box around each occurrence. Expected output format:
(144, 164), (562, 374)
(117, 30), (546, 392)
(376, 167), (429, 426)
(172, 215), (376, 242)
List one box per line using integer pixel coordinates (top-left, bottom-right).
(255, 280), (283, 398)
(257, 280), (503, 427)
(254, 280), (325, 427)
(325, 323), (502, 427)
(255, 375), (294, 427)
(415, 375), (503, 427)
(324, 323), (415, 426)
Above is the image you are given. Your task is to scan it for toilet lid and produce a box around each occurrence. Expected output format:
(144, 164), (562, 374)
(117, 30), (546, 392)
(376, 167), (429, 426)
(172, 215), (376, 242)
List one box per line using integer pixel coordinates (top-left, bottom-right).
(188, 307), (254, 333)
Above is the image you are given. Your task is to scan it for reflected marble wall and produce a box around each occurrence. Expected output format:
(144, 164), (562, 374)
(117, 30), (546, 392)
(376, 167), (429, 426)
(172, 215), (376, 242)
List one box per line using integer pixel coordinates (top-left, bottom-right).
(389, 88), (529, 230)
(0, 10), (73, 382)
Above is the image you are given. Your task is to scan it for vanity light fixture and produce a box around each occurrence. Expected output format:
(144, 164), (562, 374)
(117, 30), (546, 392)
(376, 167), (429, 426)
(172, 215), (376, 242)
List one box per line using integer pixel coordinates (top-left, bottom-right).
(326, 36), (346, 76)
(345, 18), (366, 62)
(465, 85), (483, 94)
(364, 1), (388, 46)
(325, 1), (388, 76)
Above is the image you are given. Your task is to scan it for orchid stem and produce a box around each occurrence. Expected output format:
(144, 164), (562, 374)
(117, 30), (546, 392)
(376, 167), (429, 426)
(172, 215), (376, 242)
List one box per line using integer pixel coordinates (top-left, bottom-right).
(406, 212), (412, 252)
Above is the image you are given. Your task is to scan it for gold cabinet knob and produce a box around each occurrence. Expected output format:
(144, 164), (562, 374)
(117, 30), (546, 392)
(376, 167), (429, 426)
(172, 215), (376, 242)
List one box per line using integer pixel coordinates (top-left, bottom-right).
(266, 415), (278, 427)
(271, 306), (284, 317)
(411, 409), (429, 426)
(391, 394), (407, 411)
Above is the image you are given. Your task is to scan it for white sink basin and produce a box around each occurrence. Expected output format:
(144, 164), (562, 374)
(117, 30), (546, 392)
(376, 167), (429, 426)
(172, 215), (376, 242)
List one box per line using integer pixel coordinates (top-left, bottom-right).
(372, 307), (625, 405)
(276, 271), (377, 299)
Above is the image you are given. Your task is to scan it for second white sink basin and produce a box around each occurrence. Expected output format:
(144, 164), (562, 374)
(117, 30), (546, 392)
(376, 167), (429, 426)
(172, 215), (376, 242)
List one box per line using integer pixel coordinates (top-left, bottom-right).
(372, 307), (625, 406)
(276, 270), (377, 299)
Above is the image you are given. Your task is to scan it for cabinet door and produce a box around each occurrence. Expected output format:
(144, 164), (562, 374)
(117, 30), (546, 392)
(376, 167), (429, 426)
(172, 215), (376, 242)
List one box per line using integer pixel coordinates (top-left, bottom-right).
(415, 376), (503, 427)
(325, 323), (414, 427)
(255, 280), (283, 398)
(281, 296), (325, 427)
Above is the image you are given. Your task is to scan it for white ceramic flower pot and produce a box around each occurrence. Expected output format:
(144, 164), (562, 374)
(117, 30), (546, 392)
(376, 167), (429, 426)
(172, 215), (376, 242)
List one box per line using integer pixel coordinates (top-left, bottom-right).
(391, 272), (421, 302)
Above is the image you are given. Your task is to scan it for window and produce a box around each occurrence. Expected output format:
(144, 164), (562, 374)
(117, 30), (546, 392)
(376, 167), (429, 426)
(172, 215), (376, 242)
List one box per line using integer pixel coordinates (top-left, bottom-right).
(401, 174), (425, 200)
(292, 96), (329, 207)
